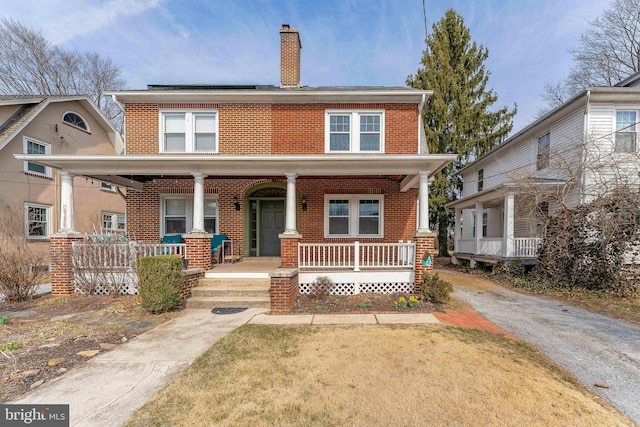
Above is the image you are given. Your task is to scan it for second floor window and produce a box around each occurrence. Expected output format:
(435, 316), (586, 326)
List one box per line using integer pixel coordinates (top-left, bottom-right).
(23, 137), (51, 177)
(537, 132), (550, 170)
(478, 169), (484, 192)
(325, 111), (384, 153)
(161, 111), (218, 153)
(615, 111), (636, 153)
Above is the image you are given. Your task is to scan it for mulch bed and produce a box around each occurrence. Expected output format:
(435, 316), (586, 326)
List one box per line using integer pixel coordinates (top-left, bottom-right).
(292, 292), (450, 314)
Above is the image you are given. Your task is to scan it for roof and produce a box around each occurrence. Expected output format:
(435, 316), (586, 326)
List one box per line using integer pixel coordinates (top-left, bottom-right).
(0, 95), (123, 153)
(106, 86), (432, 105)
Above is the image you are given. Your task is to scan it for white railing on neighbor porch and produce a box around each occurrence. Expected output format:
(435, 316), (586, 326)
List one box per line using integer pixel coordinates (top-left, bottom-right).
(513, 238), (542, 257)
(456, 237), (541, 258)
(72, 241), (186, 271)
(298, 241), (416, 271)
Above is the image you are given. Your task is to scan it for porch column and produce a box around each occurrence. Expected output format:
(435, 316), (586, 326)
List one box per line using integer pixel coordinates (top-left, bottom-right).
(59, 171), (77, 233)
(454, 207), (461, 253)
(503, 193), (515, 258)
(284, 172), (297, 234)
(474, 201), (483, 255)
(417, 171), (431, 233)
(191, 172), (206, 233)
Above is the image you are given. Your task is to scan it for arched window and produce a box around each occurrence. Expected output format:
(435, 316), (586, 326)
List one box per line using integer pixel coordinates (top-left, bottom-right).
(62, 111), (89, 132)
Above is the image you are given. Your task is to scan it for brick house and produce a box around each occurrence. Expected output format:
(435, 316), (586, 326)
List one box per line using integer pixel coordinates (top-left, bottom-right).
(19, 26), (455, 311)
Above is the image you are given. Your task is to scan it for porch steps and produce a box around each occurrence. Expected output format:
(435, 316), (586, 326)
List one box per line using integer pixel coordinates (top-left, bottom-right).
(186, 277), (270, 309)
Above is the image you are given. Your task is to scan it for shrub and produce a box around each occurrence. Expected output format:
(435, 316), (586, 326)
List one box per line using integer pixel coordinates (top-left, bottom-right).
(136, 256), (182, 313)
(0, 315), (8, 325)
(421, 271), (453, 303)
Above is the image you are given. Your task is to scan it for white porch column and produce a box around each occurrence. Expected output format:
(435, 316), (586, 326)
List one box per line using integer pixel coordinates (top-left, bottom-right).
(474, 201), (483, 255)
(283, 173), (297, 234)
(59, 171), (77, 233)
(503, 193), (515, 258)
(417, 171), (431, 233)
(454, 207), (461, 253)
(191, 172), (206, 233)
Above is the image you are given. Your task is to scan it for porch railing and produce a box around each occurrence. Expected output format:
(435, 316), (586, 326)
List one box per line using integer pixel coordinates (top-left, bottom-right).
(513, 238), (541, 257)
(478, 238), (503, 256)
(298, 241), (415, 271)
(71, 241), (187, 271)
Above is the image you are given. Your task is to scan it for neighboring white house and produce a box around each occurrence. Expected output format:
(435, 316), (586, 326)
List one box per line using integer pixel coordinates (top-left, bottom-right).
(448, 73), (640, 267)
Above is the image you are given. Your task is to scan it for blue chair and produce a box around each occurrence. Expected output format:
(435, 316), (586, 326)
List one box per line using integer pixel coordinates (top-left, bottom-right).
(161, 234), (183, 255)
(211, 234), (228, 264)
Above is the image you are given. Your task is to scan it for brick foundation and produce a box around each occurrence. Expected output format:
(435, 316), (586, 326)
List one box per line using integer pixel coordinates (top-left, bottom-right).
(414, 232), (436, 292)
(50, 234), (85, 295)
(181, 268), (204, 303)
(270, 268), (299, 313)
(184, 234), (212, 270)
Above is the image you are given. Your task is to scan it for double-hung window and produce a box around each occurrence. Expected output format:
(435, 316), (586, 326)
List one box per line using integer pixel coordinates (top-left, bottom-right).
(160, 110), (218, 153)
(325, 110), (384, 152)
(477, 169), (484, 192)
(161, 196), (219, 235)
(615, 111), (636, 153)
(101, 212), (126, 233)
(23, 137), (51, 177)
(25, 203), (51, 239)
(537, 132), (550, 170)
(325, 195), (383, 237)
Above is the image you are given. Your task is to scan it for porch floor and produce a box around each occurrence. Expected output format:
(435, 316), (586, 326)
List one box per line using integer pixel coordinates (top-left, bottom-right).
(206, 257), (281, 279)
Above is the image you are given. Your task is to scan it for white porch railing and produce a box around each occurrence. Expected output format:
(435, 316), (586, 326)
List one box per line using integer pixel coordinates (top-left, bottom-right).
(71, 241), (187, 271)
(478, 238), (503, 256)
(513, 238), (541, 257)
(298, 241), (415, 271)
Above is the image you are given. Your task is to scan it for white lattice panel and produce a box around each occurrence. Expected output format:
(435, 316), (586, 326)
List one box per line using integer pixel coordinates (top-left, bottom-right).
(74, 272), (139, 295)
(299, 281), (414, 295)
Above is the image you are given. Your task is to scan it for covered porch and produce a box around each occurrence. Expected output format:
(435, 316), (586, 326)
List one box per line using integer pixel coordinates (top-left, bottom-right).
(447, 183), (544, 266)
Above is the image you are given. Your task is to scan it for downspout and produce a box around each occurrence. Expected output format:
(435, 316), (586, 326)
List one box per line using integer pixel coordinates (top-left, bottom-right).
(581, 90), (591, 204)
(418, 93), (426, 154)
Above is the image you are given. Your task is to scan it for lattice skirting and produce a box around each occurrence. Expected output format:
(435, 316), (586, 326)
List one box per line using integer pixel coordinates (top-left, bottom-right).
(74, 272), (139, 295)
(299, 281), (414, 295)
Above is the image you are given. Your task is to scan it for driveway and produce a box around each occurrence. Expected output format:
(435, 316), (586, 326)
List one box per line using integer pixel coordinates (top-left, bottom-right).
(437, 269), (640, 425)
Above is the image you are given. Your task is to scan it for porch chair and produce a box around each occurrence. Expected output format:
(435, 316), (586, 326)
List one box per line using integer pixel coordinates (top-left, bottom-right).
(211, 233), (229, 265)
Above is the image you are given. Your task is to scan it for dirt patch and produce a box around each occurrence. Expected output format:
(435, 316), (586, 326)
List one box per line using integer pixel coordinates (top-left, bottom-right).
(293, 291), (465, 314)
(0, 293), (179, 403)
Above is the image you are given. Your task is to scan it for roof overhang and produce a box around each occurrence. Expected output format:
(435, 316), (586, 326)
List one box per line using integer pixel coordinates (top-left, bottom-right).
(105, 89), (432, 105)
(446, 180), (568, 209)
(15, 153), (456, 191)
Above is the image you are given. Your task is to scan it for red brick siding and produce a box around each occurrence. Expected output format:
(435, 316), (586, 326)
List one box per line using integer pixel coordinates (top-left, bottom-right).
(124, 103), (418, 155)
(270, 274), (299, 313)
(181, 269), (204, 303)
(414, 235), (436, 292)
(50, 236), (85, 295)
(184, 236), (212, 270)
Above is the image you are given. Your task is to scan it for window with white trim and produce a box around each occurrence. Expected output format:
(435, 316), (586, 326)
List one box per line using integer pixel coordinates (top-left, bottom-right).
(477, 169), (484, 192)
(324, 195), (383, 237)
(615, 111), (637, 153)
(160, 111), (218, 153)
(63, 111), (89, 132)
(537, 132), (550, 170)
(101, 212), (126, 232)
(25, 203), (51, 238)
(161, 196), (219, 235)
(325, 110), (384, 152)
(23, 137), (51, 177)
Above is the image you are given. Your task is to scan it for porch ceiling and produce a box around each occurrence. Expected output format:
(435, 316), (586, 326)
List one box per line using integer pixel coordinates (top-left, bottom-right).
(447, 179), (567, 210)
(15, 153), (456, 190)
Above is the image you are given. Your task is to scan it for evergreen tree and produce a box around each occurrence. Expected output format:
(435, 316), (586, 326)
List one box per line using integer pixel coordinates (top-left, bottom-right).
(407, 9), (516, 256)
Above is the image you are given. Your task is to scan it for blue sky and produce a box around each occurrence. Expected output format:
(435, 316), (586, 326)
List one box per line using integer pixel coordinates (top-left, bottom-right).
(2, 0), (610, 134)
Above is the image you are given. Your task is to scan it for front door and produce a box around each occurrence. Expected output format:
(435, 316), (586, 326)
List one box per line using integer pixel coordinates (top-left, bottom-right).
(260, 200), (285, 256)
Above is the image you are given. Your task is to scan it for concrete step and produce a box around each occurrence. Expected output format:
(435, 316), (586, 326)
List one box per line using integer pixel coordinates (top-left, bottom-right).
(198, 277), (271, 288)
(186, 296), (270, 309)
(191, 286), (269, 298)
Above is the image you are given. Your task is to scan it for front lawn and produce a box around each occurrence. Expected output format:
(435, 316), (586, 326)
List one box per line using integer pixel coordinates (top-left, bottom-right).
(126, 324), (632, 426)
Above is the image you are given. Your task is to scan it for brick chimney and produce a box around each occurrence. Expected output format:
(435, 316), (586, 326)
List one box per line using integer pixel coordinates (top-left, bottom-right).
(280, 24), (302, 87)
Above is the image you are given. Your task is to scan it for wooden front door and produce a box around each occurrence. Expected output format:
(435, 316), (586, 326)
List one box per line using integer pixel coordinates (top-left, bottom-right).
(260, 200), (285, 256)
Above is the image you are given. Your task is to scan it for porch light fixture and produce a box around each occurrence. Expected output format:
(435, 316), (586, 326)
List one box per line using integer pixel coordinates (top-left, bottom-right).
(234, 195), (241, 211)
(301, 195), (308, 212)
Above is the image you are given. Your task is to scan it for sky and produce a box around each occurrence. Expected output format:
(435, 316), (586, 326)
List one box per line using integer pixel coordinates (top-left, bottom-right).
(2, 0), (611, 134)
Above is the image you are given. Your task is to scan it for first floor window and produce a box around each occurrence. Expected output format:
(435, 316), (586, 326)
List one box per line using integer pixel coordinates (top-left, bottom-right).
(615, 111), (637, 153)
(25, 204), (50, 238)
(161, 196), (219, 235)
(101, 212), (125, 232)
(23, 137), (51, 177)
(325, 195), (383, 237)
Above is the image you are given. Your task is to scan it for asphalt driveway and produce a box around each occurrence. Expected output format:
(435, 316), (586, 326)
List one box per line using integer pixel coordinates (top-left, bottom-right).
(437, 269), (640, 425)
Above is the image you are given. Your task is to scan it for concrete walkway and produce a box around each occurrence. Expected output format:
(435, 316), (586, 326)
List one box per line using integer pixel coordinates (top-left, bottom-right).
(437, 268), (640, 425)
(12, 309), (441, 426)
